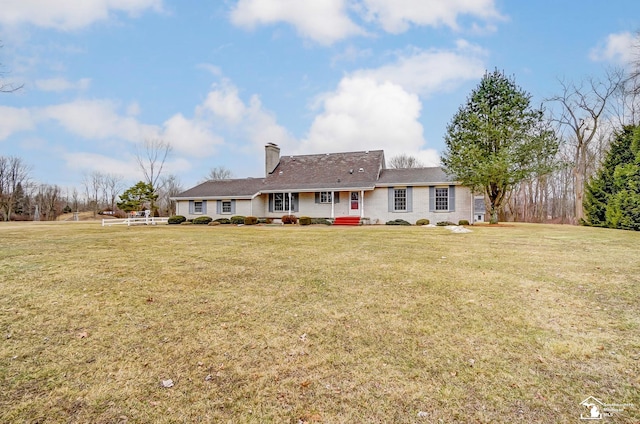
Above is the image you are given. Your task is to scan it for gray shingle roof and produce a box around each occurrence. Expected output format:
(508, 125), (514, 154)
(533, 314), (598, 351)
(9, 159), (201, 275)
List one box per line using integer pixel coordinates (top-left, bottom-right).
(173, 178), (265, 199)
(261, 150), (385, 192)
(376, 167), (455, 186)
(173, 150), (458, 199)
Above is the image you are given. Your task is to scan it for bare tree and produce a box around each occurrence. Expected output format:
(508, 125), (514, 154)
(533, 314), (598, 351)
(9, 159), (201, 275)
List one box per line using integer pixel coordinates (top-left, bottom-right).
(157, 174), (183, 216)
(136, 139), (171, 214)
(547, 70), (623, 222)
(0, 43), (23, 93)
(82, 171), (104, 217)
(0, 156), (31, 221)
(103, 174), (125, 212)
(136, 139), (171, 189)
(626, 31), (640, 96)
(387, 154), (424, 169)
(201, 166), (233, 183)
(34, 184), (63, 220)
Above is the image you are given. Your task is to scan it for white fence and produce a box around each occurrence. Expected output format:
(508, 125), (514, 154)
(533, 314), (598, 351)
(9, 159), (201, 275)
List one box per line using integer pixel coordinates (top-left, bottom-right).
(102, 217), (169, 227)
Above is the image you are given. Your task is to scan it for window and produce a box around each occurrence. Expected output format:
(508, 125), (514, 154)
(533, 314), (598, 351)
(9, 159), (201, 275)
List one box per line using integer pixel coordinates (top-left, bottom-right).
(221, 201), (232, 214)
(435, 188), (449, 211)
(394, 188), (407, 211)
(194, 201), (203, 214)
(270, 193), (298, 213)
(319, 191), (332, 203)
(274, 193), (292, 212)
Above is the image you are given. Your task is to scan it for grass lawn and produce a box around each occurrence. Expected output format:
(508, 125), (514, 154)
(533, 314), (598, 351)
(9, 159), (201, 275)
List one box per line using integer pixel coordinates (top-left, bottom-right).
(1, 222), (639, 423)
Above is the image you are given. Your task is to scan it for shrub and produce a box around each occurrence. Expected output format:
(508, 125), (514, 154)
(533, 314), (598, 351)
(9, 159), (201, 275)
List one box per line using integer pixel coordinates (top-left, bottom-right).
(214, 218), (231, 224)
(257, 218), (274, 224)
(180, 221), (193, 225)
(230, 215), (246, 225)
(458, 219), (470, 226)
(168, 215), (187, 225)
(282, 215), (298, 224)
(311, 218), (332, 225)
(244, 216), (258, 225)
(436, 221), (457, 226)
(386, 219), (411, 226)
(416, 218), (430, 226)
(208, 221), (220, 226)
(192, 216), (213, 225)
(299, 216), (312, 226)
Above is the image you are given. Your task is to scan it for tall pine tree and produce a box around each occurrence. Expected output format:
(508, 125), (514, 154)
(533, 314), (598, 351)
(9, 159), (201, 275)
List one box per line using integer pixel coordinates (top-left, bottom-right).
(442, 69), (558, 223)
(584, 125), (640, 230)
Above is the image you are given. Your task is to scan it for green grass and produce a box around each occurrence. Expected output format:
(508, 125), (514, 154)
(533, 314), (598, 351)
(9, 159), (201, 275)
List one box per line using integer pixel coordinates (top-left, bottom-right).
(1, 222), (639, 423)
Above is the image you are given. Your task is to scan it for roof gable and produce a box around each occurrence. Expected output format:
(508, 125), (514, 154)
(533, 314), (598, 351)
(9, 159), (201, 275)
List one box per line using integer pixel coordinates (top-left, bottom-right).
(262, 150), (385, 191)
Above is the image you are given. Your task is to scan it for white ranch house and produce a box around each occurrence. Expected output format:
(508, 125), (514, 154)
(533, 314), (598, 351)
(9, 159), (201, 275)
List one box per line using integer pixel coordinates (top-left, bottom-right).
(172, 144), (481, 224)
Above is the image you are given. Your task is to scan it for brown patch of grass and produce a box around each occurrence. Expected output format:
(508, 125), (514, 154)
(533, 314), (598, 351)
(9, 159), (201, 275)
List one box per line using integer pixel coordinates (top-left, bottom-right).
(1, 222), (639, 422)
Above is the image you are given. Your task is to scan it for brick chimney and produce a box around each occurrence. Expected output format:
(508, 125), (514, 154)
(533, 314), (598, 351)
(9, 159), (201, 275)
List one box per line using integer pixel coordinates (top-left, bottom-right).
(265, 143), (280, 175)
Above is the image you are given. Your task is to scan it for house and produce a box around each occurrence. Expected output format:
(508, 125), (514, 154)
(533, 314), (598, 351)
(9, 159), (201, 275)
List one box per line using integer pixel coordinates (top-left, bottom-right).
(172, 143), (477, 224)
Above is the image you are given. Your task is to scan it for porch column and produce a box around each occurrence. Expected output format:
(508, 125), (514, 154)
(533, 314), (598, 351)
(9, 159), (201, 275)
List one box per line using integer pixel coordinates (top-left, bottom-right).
(360, 190), (364, 218)
(331, 191), (335, 218)
(288, 192), (292, 215)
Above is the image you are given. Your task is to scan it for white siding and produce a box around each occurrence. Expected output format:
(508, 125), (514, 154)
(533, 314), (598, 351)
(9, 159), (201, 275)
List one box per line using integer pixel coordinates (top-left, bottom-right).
(364, 186), (473, 224)
(175, 186), (473, 224)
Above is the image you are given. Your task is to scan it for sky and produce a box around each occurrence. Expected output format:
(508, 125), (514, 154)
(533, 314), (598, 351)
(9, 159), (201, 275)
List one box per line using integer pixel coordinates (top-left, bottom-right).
(1, 1), (639, 193)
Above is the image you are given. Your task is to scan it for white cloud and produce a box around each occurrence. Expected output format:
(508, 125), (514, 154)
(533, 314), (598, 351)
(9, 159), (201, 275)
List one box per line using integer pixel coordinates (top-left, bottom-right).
(161, 113), (224, 156)
(359, 0), (502, 33)
(62, 151), (191, 181)
(230, 0), (502, 44)
(35, 77), (91, 92)
(300, 77), (428, 157)
(199, 80), (247, 124)
(63, 152), (138, 179)
(590, 32), (638, 65)
(354, 41), (486, 97)
(42, 99), (158, 142)
(198, 80), (296, 151)
(0, 106), (35, 140)
(230, 0), (365, 45)
(0, 0), (163, 30)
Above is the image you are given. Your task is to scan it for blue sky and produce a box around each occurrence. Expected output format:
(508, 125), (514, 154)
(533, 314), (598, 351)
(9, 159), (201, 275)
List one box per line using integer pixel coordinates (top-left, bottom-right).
(1, 1), (638, 192)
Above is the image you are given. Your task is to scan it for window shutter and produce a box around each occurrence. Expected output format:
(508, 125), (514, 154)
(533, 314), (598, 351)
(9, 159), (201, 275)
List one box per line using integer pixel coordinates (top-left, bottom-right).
(216, 200), (221, 214)
(202, 200), (207, 214)
(334, 192), (339, 203)
(231, 200), (236, 214)
(388, 187), (394, 212)
(189, 200), (194, 214)
(293, 193), (299, 212)
(407, 187), (413, 212)
(268, 194), (273, 213)
(429, 187), (435, 212)
(449, 185), (455, 212)
(315, 192), (320, 203)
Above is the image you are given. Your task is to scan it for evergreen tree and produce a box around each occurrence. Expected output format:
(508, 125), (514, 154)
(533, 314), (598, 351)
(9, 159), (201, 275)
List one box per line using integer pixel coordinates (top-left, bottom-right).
(116, 181), (157, 213)
(584, 125), (640, 229)
(442, 69), (558, 223)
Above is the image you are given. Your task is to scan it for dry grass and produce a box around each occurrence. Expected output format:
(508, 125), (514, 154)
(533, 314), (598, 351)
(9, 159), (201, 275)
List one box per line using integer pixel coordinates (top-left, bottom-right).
(1, 222), (639, 423)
